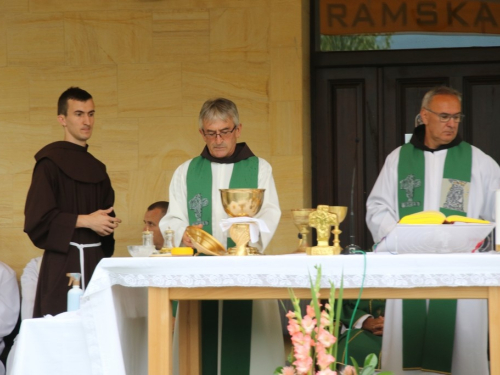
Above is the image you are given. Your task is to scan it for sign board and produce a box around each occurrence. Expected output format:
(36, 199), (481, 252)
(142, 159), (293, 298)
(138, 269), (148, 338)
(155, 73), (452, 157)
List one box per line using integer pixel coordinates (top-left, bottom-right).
(320, 0), (500, 35)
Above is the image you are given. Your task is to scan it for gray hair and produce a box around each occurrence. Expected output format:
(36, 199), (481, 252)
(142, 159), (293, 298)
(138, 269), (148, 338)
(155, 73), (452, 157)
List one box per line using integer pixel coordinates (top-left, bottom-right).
(198, 98), (240, 130)
(421, 86), (462, 109)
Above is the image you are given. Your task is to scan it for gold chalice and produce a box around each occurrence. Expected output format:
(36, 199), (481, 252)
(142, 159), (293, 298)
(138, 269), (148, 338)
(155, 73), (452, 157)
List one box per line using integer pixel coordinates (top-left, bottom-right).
(329, 206), (348, 255)
(220, 188), (265, 256)
(291, 209), (316, 253)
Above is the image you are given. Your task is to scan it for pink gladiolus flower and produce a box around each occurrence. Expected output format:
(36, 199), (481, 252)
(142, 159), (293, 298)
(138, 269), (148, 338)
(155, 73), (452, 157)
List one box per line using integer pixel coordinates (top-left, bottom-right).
(301, 315), (316, 334)
(291, 331), (305, 345)
(294, 356), (313, 374)
(281, 366), (296, 375)
(317, 351), (335, 369)
(317, 328), (336, 347)
(294, 344), (311, 361)
(315, 341), (326, 357)
(286, 310), (297, 319)
(288, 319), (302, 335)
(320, 311), (330, 328)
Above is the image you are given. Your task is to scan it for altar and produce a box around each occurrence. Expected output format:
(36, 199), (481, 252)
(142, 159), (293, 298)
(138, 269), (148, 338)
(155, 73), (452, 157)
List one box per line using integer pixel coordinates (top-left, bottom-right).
(79, 252), (500, 375)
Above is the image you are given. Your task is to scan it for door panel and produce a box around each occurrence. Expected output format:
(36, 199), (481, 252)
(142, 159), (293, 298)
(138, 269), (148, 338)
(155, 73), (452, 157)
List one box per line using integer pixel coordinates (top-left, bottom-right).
(313, 67), (378, 249)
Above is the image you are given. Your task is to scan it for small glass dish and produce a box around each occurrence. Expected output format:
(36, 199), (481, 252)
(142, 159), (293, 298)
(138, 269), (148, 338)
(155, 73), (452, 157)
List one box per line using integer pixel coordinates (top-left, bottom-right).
(127, 245), (155, 257)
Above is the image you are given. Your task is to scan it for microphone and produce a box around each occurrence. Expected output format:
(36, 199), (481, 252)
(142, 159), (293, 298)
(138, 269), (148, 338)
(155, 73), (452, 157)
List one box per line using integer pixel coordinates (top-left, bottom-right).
(343, 139), (362, 255)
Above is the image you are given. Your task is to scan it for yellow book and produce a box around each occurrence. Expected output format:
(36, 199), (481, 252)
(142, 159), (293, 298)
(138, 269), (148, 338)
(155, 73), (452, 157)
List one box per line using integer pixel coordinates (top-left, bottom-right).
(399, 211), (490, 224)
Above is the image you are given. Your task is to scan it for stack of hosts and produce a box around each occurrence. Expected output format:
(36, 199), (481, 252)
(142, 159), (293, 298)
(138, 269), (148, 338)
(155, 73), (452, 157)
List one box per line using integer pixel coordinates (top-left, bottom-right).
(24, 87), (122, 318)
(0, 261), (19, 375)
(160, 98), (284, 375)
(339, 86), (500, 375)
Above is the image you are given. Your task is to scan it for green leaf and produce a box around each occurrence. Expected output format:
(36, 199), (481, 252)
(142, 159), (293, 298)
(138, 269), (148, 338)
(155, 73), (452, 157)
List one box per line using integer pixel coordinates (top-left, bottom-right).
(335, 272), (344, 362)
(359, 365), (375, 375)
(309, 266), (322, 322)
(273, 366), (283, 375)
(350, 356), (360, 371)
(363, 353), (378, 368)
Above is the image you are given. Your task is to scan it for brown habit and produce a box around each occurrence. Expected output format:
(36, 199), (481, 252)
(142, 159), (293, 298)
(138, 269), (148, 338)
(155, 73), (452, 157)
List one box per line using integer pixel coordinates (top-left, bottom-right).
(24, 141), (115, 317)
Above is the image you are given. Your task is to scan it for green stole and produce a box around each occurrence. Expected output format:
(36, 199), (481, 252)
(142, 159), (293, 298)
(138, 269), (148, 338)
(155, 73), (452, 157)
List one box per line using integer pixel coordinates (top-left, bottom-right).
(397, 142), (472, 374)
(187, 155), (259, 375)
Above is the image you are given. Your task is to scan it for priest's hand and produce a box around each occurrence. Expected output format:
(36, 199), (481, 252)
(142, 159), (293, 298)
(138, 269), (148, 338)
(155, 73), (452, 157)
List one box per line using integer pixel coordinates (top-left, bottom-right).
(182, 224), (203, 247)
(362, 316), (384, 336)
(77, 207), (122, 236)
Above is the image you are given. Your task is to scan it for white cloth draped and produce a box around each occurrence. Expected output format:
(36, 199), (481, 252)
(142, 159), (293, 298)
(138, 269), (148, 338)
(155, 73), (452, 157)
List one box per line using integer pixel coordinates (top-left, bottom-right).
(0, 262), (20, 375)
(20, 257), (42, 321)
(8, 254), (500, 375)
(7, 312), (92, 375)
(366, 144), (500, 375)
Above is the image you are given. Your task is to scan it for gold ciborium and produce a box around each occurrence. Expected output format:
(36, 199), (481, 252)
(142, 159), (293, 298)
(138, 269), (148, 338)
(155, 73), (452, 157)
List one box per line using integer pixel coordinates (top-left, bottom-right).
(291, 208), (316, 253)
(308, 205), (338, 255)
(329, 206), (348, 255)
(220, 188), (265, 256)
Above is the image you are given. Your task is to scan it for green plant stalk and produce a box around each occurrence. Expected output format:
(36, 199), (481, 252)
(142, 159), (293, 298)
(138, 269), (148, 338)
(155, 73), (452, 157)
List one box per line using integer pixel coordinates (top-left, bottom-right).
(332, 273), (344, 369)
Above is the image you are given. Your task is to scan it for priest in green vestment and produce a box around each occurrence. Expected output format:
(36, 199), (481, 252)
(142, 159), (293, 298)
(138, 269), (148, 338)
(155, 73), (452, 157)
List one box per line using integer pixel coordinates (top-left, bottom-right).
(160, 98), (283, 375)
(366, 86), (500, 375)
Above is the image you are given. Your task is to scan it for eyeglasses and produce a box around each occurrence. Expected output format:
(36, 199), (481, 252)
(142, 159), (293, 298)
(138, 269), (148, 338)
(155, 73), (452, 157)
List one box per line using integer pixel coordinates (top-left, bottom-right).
(202, 125), (238, 139)
(425, 108), (465, 123)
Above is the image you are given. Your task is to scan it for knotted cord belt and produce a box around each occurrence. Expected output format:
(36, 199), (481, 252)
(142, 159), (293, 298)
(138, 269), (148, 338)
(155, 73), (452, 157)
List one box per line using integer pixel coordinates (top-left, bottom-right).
(69, 242), (101, 291)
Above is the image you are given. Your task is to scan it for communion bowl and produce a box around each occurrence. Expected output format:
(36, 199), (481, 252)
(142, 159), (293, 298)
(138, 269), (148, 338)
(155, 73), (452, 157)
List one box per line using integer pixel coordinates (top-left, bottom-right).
(220, 188), (265, 217)
(185, 226), (227, 256)
(291, 208), (316, 226)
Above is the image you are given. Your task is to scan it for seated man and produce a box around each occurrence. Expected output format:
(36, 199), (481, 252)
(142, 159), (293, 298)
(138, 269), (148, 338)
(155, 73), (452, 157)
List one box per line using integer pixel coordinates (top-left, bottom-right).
(0, 261), (20, 375)
(143, 201), (169, 251)
(366, 86), (500, 374)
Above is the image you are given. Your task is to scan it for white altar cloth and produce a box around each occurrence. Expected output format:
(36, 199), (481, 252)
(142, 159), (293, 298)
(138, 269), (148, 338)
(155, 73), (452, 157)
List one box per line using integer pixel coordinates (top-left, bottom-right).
(80, 253), (500, 375)
(7, 253), (500, 375)
(7, 312), (91, 375)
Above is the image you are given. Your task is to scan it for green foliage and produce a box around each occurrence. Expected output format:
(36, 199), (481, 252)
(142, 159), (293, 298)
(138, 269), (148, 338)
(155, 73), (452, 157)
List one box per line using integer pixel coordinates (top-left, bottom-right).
(320, 34), (392, 51)
(351, 353), (393, 375)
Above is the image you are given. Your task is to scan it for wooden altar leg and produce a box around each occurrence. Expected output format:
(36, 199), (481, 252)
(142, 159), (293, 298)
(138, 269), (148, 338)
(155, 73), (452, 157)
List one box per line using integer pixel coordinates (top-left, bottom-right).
(149, 287), (172, 375)
(489, 287), (500, 375)
(179, 301), (201, 375)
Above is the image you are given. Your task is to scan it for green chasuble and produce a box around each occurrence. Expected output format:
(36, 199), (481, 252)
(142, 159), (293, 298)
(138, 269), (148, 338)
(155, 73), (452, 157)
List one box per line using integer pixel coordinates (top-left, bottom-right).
(186, 155), (259, 375)
(337, 299), (384, 368)
(397, 142), (472, 374)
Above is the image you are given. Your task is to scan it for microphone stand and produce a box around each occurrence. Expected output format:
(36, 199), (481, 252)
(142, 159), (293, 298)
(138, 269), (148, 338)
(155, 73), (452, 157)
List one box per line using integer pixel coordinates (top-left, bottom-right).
(343, 146), (362, 255)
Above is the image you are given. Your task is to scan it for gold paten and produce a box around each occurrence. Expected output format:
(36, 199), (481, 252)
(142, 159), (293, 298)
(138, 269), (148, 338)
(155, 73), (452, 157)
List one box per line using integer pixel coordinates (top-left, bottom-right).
(291, 208), (316, 253)
(308, 205), (338, 255)
(329, 206), (348, 255)
(185, 226), (227, 256)
(220, 188), (265, 256)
